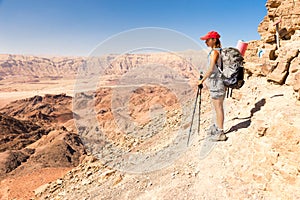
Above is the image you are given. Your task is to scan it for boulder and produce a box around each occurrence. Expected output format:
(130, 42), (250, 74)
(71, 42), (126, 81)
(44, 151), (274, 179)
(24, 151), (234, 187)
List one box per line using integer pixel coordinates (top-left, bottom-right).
(286, 55), (300, 85)
(261, 61), (278, 76)
(266, 47), (299, 84)
(293, 72), (300, 91)
(267, 62), (289, 84)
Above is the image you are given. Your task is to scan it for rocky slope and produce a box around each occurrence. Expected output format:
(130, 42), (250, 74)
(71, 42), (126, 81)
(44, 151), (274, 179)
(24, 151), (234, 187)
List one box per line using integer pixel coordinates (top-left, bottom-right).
(0, 94), (74, 126)
(0, 53), (299, 199)
(0, 94), (86, 199)
(0, 49), (207, 199)
(35, 76), (300, 200)
(0, 114), (46, 153)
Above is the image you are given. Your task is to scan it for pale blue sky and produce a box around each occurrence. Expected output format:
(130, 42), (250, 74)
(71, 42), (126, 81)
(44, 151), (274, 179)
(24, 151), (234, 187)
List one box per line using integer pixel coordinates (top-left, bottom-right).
(0, 0), (267, 56)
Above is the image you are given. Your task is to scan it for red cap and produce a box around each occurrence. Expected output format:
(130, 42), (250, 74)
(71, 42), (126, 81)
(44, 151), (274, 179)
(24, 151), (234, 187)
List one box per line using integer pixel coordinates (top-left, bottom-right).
(200, 31), (221, 40)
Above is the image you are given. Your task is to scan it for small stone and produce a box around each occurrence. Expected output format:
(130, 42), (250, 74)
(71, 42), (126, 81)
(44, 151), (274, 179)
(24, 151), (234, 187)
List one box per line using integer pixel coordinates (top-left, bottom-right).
(58, 191), (66, 196)
(86, 171), (92, 177)
(257, 183), (267, 191)
(34, 183), (50, 196)
(171, 173), (176, 179)
(100, 169), (116, 179)
(113, 174), (123, 186)
(147, 181), (153, 187)
(56, 179), (63, 185)
(82, 179), (92, 185)
(257, 127), (268, 137)
(194, 170), (200, 177)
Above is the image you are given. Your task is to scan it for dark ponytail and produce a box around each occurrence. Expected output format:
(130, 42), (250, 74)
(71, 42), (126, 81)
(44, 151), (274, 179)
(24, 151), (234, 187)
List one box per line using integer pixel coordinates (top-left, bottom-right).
(215, 38), (221, 48)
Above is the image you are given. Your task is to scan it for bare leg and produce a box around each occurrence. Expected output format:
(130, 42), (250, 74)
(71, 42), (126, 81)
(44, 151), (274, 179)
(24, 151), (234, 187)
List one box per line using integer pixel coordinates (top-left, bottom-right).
(211, 97), (224, 130)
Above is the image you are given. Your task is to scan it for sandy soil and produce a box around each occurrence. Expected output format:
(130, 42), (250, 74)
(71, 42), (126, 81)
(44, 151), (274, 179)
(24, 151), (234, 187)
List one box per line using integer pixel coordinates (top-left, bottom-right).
(0, 167), (71, 200)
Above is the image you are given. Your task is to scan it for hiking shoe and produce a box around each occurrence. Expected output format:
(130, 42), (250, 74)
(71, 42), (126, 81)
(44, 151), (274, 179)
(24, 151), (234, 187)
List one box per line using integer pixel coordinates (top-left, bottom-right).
(210, 129), (227, 141)
(206, 124), (218, 136)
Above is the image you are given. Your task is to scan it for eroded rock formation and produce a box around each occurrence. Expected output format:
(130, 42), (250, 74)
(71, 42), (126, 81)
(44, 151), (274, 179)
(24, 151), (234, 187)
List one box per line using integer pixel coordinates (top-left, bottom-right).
(244, 0), (300, 100)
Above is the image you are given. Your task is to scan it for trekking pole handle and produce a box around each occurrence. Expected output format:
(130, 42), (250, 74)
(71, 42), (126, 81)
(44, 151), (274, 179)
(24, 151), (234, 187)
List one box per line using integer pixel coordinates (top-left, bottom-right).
(198, 73), (204, 89)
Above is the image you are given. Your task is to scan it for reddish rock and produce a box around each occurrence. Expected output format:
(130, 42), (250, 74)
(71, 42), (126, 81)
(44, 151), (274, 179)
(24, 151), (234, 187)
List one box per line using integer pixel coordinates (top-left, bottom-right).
(0, 94), (86, 199)
(0, 114), (47, 152)
(0, 94), (73, 126)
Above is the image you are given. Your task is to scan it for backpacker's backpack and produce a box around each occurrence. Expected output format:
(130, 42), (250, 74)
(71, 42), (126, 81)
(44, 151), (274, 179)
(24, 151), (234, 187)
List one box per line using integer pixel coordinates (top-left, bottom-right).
(217, 47), (245, 97)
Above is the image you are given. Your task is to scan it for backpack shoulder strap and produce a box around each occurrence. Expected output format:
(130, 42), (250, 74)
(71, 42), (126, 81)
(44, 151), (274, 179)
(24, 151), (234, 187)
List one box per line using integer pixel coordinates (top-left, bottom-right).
(209, 48), (223, 73)
(214, 48), (223, 73)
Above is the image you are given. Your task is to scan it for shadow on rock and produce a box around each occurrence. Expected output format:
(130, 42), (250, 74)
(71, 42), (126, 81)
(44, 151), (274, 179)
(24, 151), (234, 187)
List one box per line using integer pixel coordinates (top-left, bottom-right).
(227, 98), (266, 134)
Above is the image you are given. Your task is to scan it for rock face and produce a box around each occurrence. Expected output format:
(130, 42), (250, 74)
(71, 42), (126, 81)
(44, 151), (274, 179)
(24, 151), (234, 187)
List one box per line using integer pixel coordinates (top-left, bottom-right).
(258, 0), (300, 43)
(0, 54), (85, 81)
(102, 51), (206, 80)
(0, 50), (206, 83)
(244, 0), (300, 100)
(0, 114), (46, 152)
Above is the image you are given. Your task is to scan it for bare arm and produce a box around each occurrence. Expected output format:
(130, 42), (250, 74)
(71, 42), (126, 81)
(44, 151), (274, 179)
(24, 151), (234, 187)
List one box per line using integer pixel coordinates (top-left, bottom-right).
(199, 50), (219, 84)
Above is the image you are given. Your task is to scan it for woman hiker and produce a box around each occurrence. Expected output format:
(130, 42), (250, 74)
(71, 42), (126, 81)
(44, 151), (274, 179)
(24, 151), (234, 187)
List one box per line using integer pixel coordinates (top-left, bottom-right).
(198, 31), (227, 141)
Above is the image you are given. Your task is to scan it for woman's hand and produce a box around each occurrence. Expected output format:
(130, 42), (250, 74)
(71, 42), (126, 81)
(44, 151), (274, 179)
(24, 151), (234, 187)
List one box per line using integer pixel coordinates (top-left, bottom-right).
(198, 79), (204, 86)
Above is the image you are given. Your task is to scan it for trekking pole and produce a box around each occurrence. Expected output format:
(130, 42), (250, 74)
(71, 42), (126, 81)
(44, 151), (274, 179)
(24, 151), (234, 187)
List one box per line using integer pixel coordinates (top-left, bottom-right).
(187, 74), (203, 146)
(187, 86), (199, 146)
(197, 83), (203, 133)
